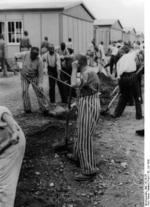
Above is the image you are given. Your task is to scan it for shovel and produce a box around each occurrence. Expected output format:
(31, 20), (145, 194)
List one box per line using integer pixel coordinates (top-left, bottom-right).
(52, 87), (72, 152)
(100, 92), (120, 116)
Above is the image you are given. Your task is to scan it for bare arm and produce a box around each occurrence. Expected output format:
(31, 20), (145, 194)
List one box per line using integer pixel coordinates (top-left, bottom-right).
(2, 113), (19, 134)
(2, 112), (20, 143)
(15, 51), (29, 60)
(71, 61), (81, 87)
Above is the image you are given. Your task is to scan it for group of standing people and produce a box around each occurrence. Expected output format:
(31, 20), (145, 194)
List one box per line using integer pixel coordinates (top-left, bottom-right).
(0, 29), (144, 206)
(94, 39), (144, 120)
(15, 31), (75, 114)
(0, 35), (102, 207)
(87, 39), (144, 77)
(42, 41), (73, 104)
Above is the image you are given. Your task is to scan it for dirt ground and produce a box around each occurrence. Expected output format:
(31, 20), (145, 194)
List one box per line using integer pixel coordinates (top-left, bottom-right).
(0, 73), (144, 207)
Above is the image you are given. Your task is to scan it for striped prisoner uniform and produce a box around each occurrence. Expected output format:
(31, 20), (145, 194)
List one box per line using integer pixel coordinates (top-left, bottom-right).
(15, 51), (48, 112)
(73, 69), (101, 175)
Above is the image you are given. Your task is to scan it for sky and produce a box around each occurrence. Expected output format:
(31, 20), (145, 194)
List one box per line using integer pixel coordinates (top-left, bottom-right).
(85, 0), (144, 32)
(0, 0), (144, 32)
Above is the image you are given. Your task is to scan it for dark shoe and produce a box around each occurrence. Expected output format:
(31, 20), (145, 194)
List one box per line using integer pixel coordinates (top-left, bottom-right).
(43, 110), (50, 116)
(136, 129), (144, 136)
(127, 102), (134, 106)
(110, 114), (118, 118)
(100, 109), (109, 116)
(25, 110), (32, 113)
(74, 173), (97, 181)
(136, 115), (143, 120)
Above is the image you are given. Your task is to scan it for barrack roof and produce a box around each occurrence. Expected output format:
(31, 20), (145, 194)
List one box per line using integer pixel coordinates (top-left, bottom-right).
(0, 0), (95, 19)
(94, 19), (123, 29)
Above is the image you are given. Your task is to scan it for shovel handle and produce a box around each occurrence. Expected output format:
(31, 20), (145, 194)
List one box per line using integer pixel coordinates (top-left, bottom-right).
(65, 87), (72, 146)
(107, 92), (119, 109)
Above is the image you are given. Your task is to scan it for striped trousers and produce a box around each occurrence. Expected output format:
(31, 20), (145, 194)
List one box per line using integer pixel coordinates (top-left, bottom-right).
(73, 93), (101, 175)
(21, 74), (49, 112)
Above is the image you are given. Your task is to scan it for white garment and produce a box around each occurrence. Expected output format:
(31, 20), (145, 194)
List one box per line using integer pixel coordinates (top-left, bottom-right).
(117, 51), (138, 78)
(0, 106), (26, 207)
(42, 52), (61, 71)
(116, 43), (122, 48)
(98, 44), (105, 60)
(111, 46), (118, 55)
(87, 66), (99, 74)
(0, 106), (12, 126)
(140, 43), (144, 51)
(66, 41), (73, 49)
(133, 43), (140, 50)
(88, 43), (95, 52)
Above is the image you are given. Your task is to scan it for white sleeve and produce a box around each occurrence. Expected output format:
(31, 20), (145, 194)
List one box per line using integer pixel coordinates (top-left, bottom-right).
(15, 51), (29, 59)
(0, 106), (12, 122)
(116, 60), (121, 78)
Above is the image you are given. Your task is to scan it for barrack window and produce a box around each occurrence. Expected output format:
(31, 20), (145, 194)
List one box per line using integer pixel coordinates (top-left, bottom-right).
(8, 21), (23, 43)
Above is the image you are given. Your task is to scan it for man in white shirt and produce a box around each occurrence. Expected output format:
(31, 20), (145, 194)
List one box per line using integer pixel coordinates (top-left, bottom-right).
(104, 42), (118, 75)
(66, 38), (73, 50)
(112, 50), (143, 119)
(140, 41), (144, 51)
(98, 41), (106, 64)
(116, 51), (137, 78)
(42, 44), (66, 103)
(87, 40), (96, 67)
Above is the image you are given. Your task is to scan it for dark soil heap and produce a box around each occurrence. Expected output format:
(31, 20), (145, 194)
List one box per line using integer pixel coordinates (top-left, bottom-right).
(98, 72), (118, 108)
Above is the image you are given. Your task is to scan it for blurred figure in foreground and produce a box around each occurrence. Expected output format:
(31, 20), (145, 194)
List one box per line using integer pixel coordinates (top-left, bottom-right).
(0, 106), (26, 207)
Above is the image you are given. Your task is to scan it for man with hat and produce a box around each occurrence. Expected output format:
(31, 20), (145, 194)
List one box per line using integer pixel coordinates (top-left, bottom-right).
(0, 106), (26, 207)
(15, 47), (49, 114)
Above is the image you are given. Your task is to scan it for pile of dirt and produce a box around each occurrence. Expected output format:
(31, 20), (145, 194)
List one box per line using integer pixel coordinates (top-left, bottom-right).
(14, 112), (144, 207)
(98, 72), (118, 107)
(14, 125), (114, 207)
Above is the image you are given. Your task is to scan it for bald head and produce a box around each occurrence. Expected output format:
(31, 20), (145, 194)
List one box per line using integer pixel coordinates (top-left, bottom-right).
(48, 44), (55, 55)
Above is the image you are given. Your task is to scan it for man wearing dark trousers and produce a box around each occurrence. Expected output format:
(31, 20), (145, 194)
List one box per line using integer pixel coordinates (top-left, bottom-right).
(113, 72), (142, 119)
(58, 42), (70, 103)
(112, 50), (143, 119)
(42, 44), (66, 103)
(104, 42), (118, 75)
(136, 129), (144, 136)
